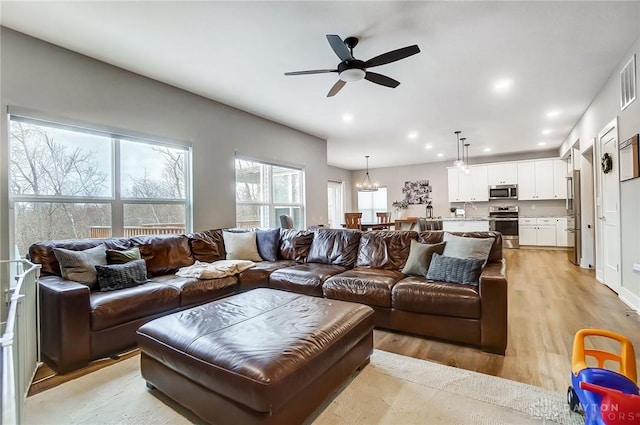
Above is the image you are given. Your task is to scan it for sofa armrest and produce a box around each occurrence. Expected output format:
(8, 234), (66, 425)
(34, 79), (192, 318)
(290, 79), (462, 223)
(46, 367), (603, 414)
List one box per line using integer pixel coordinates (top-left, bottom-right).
(478, 259), (507, 354)
(39, 276), (92, 373)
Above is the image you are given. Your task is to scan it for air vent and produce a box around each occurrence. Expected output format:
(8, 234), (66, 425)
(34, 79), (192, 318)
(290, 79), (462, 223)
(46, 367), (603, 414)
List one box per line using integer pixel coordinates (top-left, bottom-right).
(620, 54), (636, 111)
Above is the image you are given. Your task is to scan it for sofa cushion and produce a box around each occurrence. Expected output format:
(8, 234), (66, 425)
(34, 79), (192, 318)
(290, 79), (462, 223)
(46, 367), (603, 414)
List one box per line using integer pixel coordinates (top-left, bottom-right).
(106, 247), (141, 264)
(401, 240), (445, 276)
(95, 259), (149, 292)
(269, 263), (347, 297)
(130, 234), (194, 277)
(442, 233), (494, 265)
(237, 260), (297, 291)
(279, 229), (314, 262)
(256, 228), (280, 262)
(187, 229), (225, 263)
(151, 274), (239, 307)
(307, 228), (361, 268)
(356, 230), (417, 270)
(53, 244), (107, 288)
(223, 231), (263, 261)
(90, 281), (181, 331)
(392, 276), (480, 319)
(323, 268), (406, 308)
(426, 253), (484, 286)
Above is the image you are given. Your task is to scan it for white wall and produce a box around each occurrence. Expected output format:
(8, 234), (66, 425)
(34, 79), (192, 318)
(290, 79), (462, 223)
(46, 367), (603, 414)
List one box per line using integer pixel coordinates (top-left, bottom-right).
(0, 28), (328, 254)
(559, 35), (640, 310)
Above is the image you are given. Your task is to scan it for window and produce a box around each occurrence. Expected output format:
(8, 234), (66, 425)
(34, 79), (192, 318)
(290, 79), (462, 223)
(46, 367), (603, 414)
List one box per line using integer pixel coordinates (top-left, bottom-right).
(357, 187), (388, 223)
(235, 158), (304, 229)
(9, 115), (191, 257)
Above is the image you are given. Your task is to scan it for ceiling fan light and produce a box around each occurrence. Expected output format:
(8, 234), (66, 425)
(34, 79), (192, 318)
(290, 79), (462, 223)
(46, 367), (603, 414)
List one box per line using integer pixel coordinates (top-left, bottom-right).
(339, 68), (366, 82)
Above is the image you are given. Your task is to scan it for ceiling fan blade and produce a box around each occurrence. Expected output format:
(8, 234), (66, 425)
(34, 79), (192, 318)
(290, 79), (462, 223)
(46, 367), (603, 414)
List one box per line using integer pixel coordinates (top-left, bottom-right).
(327, 79), (346, 97)
(364, 45), (420, 68)
(326, 34), (353, 61)
(284, 69), (337, 76)
(365, 72), (400, 88)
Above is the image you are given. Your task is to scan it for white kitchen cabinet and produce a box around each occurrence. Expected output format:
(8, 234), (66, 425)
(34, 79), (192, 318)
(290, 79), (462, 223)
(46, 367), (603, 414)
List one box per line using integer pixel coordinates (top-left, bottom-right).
(555, 217), (568, 247)
(553, 159), (568, 199)
(517, 159), (559, 200)
(447, 165), (488, 202)
(442, 220), (490, 232)
(487, 162), (518, 185)
(518, 217), (557, 246)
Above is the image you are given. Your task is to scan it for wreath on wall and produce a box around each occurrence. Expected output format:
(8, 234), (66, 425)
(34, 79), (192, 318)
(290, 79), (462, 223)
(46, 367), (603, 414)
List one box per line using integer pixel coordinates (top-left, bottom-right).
(601, 153), (613, 174)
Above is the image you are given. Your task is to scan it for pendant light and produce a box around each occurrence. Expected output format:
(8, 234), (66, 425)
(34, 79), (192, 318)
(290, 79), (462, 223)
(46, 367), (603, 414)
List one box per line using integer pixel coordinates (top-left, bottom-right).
(357, 155), (379, 192)
(463, 141), (471, 175)
(453, 131), (464, 168)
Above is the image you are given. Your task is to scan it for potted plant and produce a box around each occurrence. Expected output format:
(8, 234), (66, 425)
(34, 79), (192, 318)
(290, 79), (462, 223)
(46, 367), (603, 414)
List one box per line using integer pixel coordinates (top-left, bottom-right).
(393, 199), (409, 219)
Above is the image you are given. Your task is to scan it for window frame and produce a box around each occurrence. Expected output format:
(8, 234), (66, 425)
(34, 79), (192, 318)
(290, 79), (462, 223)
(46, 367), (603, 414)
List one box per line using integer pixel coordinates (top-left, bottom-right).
(357, 187), (388, 223)
(8, 111), (193, 257)
(235, 156), (305, 229)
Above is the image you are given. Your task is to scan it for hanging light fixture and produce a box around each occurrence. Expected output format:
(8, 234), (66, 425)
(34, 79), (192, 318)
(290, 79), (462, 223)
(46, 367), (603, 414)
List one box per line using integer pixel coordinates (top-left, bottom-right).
(459, 137), (468, 172)
(453, 131), (464, 168)
(463, 141), (471, 175)
(357, 155), (379, 192)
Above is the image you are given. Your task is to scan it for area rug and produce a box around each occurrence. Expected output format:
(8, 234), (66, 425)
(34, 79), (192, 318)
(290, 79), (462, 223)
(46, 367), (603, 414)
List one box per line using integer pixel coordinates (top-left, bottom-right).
(24, 350), (583, 425)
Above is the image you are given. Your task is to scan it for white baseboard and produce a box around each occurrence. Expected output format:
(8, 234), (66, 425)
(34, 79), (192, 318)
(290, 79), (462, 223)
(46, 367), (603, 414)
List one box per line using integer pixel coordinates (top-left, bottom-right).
(618, 287), (640, 314)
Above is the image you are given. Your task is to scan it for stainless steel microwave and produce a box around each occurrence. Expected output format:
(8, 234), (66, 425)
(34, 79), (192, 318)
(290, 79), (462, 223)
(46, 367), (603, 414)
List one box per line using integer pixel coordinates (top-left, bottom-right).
(489, 184), (518, 200)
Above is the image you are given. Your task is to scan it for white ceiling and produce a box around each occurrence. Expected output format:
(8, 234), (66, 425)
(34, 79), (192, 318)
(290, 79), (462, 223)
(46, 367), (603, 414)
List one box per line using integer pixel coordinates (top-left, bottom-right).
(1, 1), (639, 170)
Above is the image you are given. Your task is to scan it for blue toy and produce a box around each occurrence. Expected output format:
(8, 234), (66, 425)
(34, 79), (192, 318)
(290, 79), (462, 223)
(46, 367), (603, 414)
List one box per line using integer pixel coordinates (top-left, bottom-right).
(567, 329), (639, 425)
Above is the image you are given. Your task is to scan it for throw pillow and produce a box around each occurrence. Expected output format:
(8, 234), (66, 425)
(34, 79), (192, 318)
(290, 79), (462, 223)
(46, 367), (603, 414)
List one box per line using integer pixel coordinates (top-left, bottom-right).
(442, 233), (494, 265)
(106, 247), (141, 264)
(426, 253), (485, 285)
(95, 259), (148, 292)
(53, 244), (107, 288)
(401, 240), (446, 276)
(222, 231), (263, 262)
(255, 228), (280, 262)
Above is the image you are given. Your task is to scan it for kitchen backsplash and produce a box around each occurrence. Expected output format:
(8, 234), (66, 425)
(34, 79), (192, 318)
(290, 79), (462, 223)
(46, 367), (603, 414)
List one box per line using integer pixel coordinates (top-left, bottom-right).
(448, 199), (567, 218)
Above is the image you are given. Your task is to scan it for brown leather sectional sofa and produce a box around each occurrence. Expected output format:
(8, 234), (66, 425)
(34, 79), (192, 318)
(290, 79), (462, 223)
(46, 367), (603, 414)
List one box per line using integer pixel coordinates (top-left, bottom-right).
(30, 228), (507, 373)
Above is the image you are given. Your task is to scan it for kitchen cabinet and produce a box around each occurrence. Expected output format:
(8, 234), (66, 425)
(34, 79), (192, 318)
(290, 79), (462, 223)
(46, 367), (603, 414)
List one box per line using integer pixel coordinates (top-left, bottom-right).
(442, 220), (490, 232)
(447, 165), (488, 202)
(517, 159), (564, 200)
(555, 217), (568, 247)
(487, 162), (518, 185)
(518, 217), (557, 246)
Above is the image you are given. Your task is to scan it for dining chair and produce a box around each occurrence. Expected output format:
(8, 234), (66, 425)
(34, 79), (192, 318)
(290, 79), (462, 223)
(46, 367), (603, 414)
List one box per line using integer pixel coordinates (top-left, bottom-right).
(279, 214), (294, 229)
(376, 212), (392, 229)
(417, 217), (430, 232)
(344, 212), (362, 230)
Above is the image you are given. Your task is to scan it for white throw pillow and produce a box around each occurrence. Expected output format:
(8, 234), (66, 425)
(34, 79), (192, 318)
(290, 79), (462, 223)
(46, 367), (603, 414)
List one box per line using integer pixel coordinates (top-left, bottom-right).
(222, 231), (263, 262)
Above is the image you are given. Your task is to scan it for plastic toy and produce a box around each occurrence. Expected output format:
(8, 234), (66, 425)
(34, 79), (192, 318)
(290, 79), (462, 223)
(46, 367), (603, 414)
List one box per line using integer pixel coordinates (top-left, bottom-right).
(567, 329), (639, 425)
(578, 382), (640, 425)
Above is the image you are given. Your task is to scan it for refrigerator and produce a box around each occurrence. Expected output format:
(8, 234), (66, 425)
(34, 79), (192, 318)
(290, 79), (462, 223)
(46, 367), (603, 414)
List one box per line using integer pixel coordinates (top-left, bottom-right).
(566, 170), (581, 265)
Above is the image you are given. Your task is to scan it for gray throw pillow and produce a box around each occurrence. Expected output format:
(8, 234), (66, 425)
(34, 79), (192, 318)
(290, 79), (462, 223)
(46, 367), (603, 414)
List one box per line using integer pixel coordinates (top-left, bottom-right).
(255, 228), (280, 262)
(53, 244), (107, 288)
(442, 233), (494, 265)
(222, 231), (263, 261)
(401, 240), (446, 276)
(106, 247), (141, 264)
(426, 253), (484, 285)
(95, 259), (148, 292)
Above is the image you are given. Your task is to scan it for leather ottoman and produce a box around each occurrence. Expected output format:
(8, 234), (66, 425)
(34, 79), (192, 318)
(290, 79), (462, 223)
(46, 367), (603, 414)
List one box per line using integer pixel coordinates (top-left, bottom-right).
(137, 288), (374, 425)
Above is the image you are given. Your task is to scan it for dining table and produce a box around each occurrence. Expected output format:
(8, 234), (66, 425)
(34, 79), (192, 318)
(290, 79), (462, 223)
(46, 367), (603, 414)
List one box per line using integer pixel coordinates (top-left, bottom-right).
(342, 222), (395, 231)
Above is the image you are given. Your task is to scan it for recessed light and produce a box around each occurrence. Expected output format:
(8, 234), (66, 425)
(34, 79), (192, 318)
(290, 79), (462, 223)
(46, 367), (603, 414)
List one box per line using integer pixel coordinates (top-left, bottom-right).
(546, 110), (562, 118)
(493, 78), (513, 92)
(538, 142), (547, 146)
(483, 147), (492, 152)
(342, 114), (353, 122)
(541, 129), (552, 135)
(437, 153), (444, 157)
(424, 144), (432, 150)
(408, 132), (418, 139)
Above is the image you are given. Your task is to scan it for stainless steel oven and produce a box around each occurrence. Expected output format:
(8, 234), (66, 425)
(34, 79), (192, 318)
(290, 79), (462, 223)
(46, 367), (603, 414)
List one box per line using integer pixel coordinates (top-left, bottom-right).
(489, 184), (518, 200)
(489, 206), (519, 249)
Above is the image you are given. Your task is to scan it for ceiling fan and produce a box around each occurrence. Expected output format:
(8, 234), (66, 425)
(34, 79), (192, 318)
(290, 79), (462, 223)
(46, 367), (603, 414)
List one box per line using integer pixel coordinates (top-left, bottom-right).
(284, 34), (420, 97)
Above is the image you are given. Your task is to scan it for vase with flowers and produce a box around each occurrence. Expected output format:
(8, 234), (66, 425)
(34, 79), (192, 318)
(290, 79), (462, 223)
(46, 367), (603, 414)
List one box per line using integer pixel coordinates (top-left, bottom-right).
(392, 199), (409, 219)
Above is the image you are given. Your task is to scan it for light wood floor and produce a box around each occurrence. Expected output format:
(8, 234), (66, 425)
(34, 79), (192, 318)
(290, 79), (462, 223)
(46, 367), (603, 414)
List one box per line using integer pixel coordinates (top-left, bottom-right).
(376, 248), (640, 393)
(31, 248), (640, 396)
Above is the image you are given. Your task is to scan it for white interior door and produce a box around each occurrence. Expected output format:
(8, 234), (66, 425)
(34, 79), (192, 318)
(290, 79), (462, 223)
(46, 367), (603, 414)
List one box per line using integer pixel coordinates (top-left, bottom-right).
(327, 181), (344, 229)
(598, 118), (621, 293)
